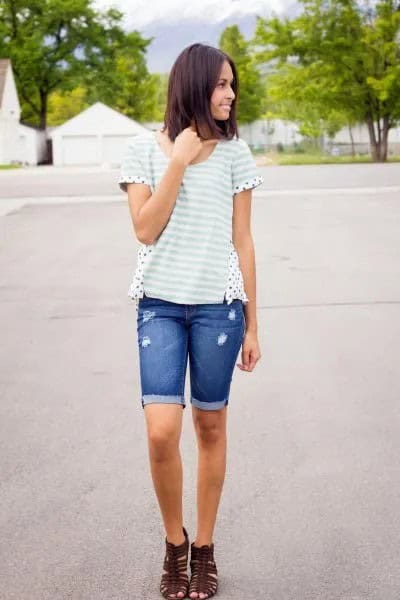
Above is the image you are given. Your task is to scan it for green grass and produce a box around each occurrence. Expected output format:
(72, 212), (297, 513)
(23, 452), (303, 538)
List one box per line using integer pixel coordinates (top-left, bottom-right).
(258, 152), (400, 166)
(0, 164), (21, 170)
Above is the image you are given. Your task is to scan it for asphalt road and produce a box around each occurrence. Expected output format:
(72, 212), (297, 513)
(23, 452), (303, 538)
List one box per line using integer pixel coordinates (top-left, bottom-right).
(1, 164), (400, 599)
(1, 162), (400, 199)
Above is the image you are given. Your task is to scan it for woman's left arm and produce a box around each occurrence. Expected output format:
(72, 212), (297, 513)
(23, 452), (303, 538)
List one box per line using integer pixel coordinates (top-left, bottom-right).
(232, 188), (262, 371)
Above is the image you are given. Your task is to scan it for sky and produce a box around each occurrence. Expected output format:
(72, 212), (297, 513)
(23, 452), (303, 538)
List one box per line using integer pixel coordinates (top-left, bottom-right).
(93, 0), (296, 72)
(93, 0), (290, 29)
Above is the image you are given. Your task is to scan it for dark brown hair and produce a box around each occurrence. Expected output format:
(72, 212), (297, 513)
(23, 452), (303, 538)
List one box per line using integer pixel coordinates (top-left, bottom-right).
(163, 43), (239, 142)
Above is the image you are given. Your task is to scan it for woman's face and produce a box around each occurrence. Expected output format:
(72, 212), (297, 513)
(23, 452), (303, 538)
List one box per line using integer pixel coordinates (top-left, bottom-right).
(210, 60), (235, 121)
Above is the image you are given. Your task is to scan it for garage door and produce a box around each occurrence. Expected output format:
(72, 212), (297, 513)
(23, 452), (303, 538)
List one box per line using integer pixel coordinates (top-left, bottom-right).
(101, 135), (133, 166)
(62, 135), (98, 165)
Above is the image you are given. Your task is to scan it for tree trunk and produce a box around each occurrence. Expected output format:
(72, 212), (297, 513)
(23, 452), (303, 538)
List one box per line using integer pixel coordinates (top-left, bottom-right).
(348, 125), (355, 157)
(366, 116), (378, 161)
(39, 89), (48, 131)
(378, 116), (390, 162)
(39, 90), (51, 163)
(366, 115), (390, 162)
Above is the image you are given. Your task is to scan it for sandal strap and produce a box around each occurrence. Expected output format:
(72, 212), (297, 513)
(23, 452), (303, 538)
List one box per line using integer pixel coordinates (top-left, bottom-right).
(189, 542), (218, 597)
(160, 527), (189, 599)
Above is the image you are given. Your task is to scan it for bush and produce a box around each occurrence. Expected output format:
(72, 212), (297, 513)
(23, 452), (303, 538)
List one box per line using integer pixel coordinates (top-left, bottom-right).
(292, 142), (306, 154)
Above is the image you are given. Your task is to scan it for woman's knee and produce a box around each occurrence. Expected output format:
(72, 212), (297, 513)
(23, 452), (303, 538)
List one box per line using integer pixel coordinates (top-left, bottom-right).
(147, 428), (180, 461)
(193, 409), (226, 445)
(144, 404), (182, 460)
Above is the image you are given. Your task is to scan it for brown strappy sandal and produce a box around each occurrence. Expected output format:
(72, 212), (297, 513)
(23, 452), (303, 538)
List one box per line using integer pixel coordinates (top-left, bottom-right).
(188, 541), (218, 599)
(160, 526), (190, 599)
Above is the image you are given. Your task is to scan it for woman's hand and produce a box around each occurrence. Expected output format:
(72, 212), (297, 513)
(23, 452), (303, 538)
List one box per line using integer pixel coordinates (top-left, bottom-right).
(171, 126), (203, 167)
(237, 330), (261, 372)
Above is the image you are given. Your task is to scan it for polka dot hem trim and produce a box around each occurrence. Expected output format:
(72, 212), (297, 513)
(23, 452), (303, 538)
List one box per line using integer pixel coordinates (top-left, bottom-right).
(127, 241), (249, 312)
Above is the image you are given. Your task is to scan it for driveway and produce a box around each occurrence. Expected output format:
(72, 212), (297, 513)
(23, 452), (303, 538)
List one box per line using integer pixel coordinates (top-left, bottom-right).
(1, 163), (399, 599)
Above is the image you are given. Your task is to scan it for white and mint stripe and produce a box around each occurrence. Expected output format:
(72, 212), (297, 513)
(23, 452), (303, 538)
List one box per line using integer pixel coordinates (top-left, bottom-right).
(119, 131), (263, 305)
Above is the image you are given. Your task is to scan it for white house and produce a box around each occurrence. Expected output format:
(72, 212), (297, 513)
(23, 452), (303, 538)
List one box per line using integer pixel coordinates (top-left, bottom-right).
(333, 123), (400, 145)
(0, 58), (46, 165)
(143, 118), (303, 150)
(0, 58), (21, 164)
(17, 122), (47, 165)
(224, 116), (400, 154)
(238, 118), (302, 149)
(50, 102), (149, 166)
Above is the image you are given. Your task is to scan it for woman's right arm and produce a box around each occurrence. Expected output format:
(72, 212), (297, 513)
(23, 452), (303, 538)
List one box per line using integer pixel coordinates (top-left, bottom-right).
(127, 157), (186, 245)
(127, 128), (202, 245)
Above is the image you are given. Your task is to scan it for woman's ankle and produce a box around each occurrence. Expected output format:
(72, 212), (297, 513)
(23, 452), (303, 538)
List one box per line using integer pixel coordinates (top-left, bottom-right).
(192, 538), (213, 548)
(166, 525), (187, 546)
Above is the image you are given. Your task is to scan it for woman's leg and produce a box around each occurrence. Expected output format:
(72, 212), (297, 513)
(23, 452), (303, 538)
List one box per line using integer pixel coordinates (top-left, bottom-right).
(191, 405), (228, 547)
(187, 299), (245, 547)
(137, 296), (189, 545)
(144, 403), (186, 545)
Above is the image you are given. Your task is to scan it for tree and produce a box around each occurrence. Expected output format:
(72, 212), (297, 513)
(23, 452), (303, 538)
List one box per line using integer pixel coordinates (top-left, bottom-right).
(264, 62), (354, 146)
(47, 86), (89, 126)
(153, 72), (169, 122)
(0, 0), (158, 129)
(47, 71), (163, 127)
(80, 27), (161, 122)
(219, 25), (265, 124)
(253, 0), (400, 161)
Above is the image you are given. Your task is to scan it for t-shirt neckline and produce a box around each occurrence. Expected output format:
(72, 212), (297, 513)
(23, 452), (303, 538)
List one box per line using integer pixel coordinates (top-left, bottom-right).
(153, 130), (222, 168)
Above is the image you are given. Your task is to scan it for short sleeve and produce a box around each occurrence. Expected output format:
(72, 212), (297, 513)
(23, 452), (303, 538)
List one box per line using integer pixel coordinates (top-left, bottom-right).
(232, 139), (264, 196)
(118, 137), (151, 193)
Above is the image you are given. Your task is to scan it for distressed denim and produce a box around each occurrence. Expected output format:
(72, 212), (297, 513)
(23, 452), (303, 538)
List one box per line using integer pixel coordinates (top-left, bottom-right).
(136, 294), (246, 410)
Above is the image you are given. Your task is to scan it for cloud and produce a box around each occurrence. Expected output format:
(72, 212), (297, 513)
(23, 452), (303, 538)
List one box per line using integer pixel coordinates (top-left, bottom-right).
(93, 0), (289, 28)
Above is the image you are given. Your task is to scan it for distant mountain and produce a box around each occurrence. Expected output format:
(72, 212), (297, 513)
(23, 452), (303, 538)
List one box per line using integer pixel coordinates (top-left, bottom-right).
(139, 15), (258, 73)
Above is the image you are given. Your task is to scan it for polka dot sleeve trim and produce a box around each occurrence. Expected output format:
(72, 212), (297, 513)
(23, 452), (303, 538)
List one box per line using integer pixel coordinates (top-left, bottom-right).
(118, 136), (151, 192)
(118, 175), (150, 193)
(233, 175), (264, 195)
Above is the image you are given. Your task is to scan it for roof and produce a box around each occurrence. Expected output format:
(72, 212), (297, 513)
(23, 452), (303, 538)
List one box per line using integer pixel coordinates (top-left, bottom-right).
(50, 101), (150, 137)
(0, 59), (11, 108)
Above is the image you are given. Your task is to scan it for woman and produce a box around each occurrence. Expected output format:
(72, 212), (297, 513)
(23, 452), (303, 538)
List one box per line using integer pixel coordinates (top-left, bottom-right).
(119, 42), (263, 600)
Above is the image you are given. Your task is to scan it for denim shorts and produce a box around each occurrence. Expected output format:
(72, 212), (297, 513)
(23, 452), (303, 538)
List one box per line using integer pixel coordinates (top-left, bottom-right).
(136, 294), (246, 411)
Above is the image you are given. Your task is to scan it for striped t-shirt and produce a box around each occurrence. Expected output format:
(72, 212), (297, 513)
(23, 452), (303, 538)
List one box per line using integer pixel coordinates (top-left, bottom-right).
(118, 130), (263, 306)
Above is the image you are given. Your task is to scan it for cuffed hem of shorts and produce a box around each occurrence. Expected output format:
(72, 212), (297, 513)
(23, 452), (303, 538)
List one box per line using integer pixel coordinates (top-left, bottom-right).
(190, 395), (228, 411)
(142, 394), (186, 409)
